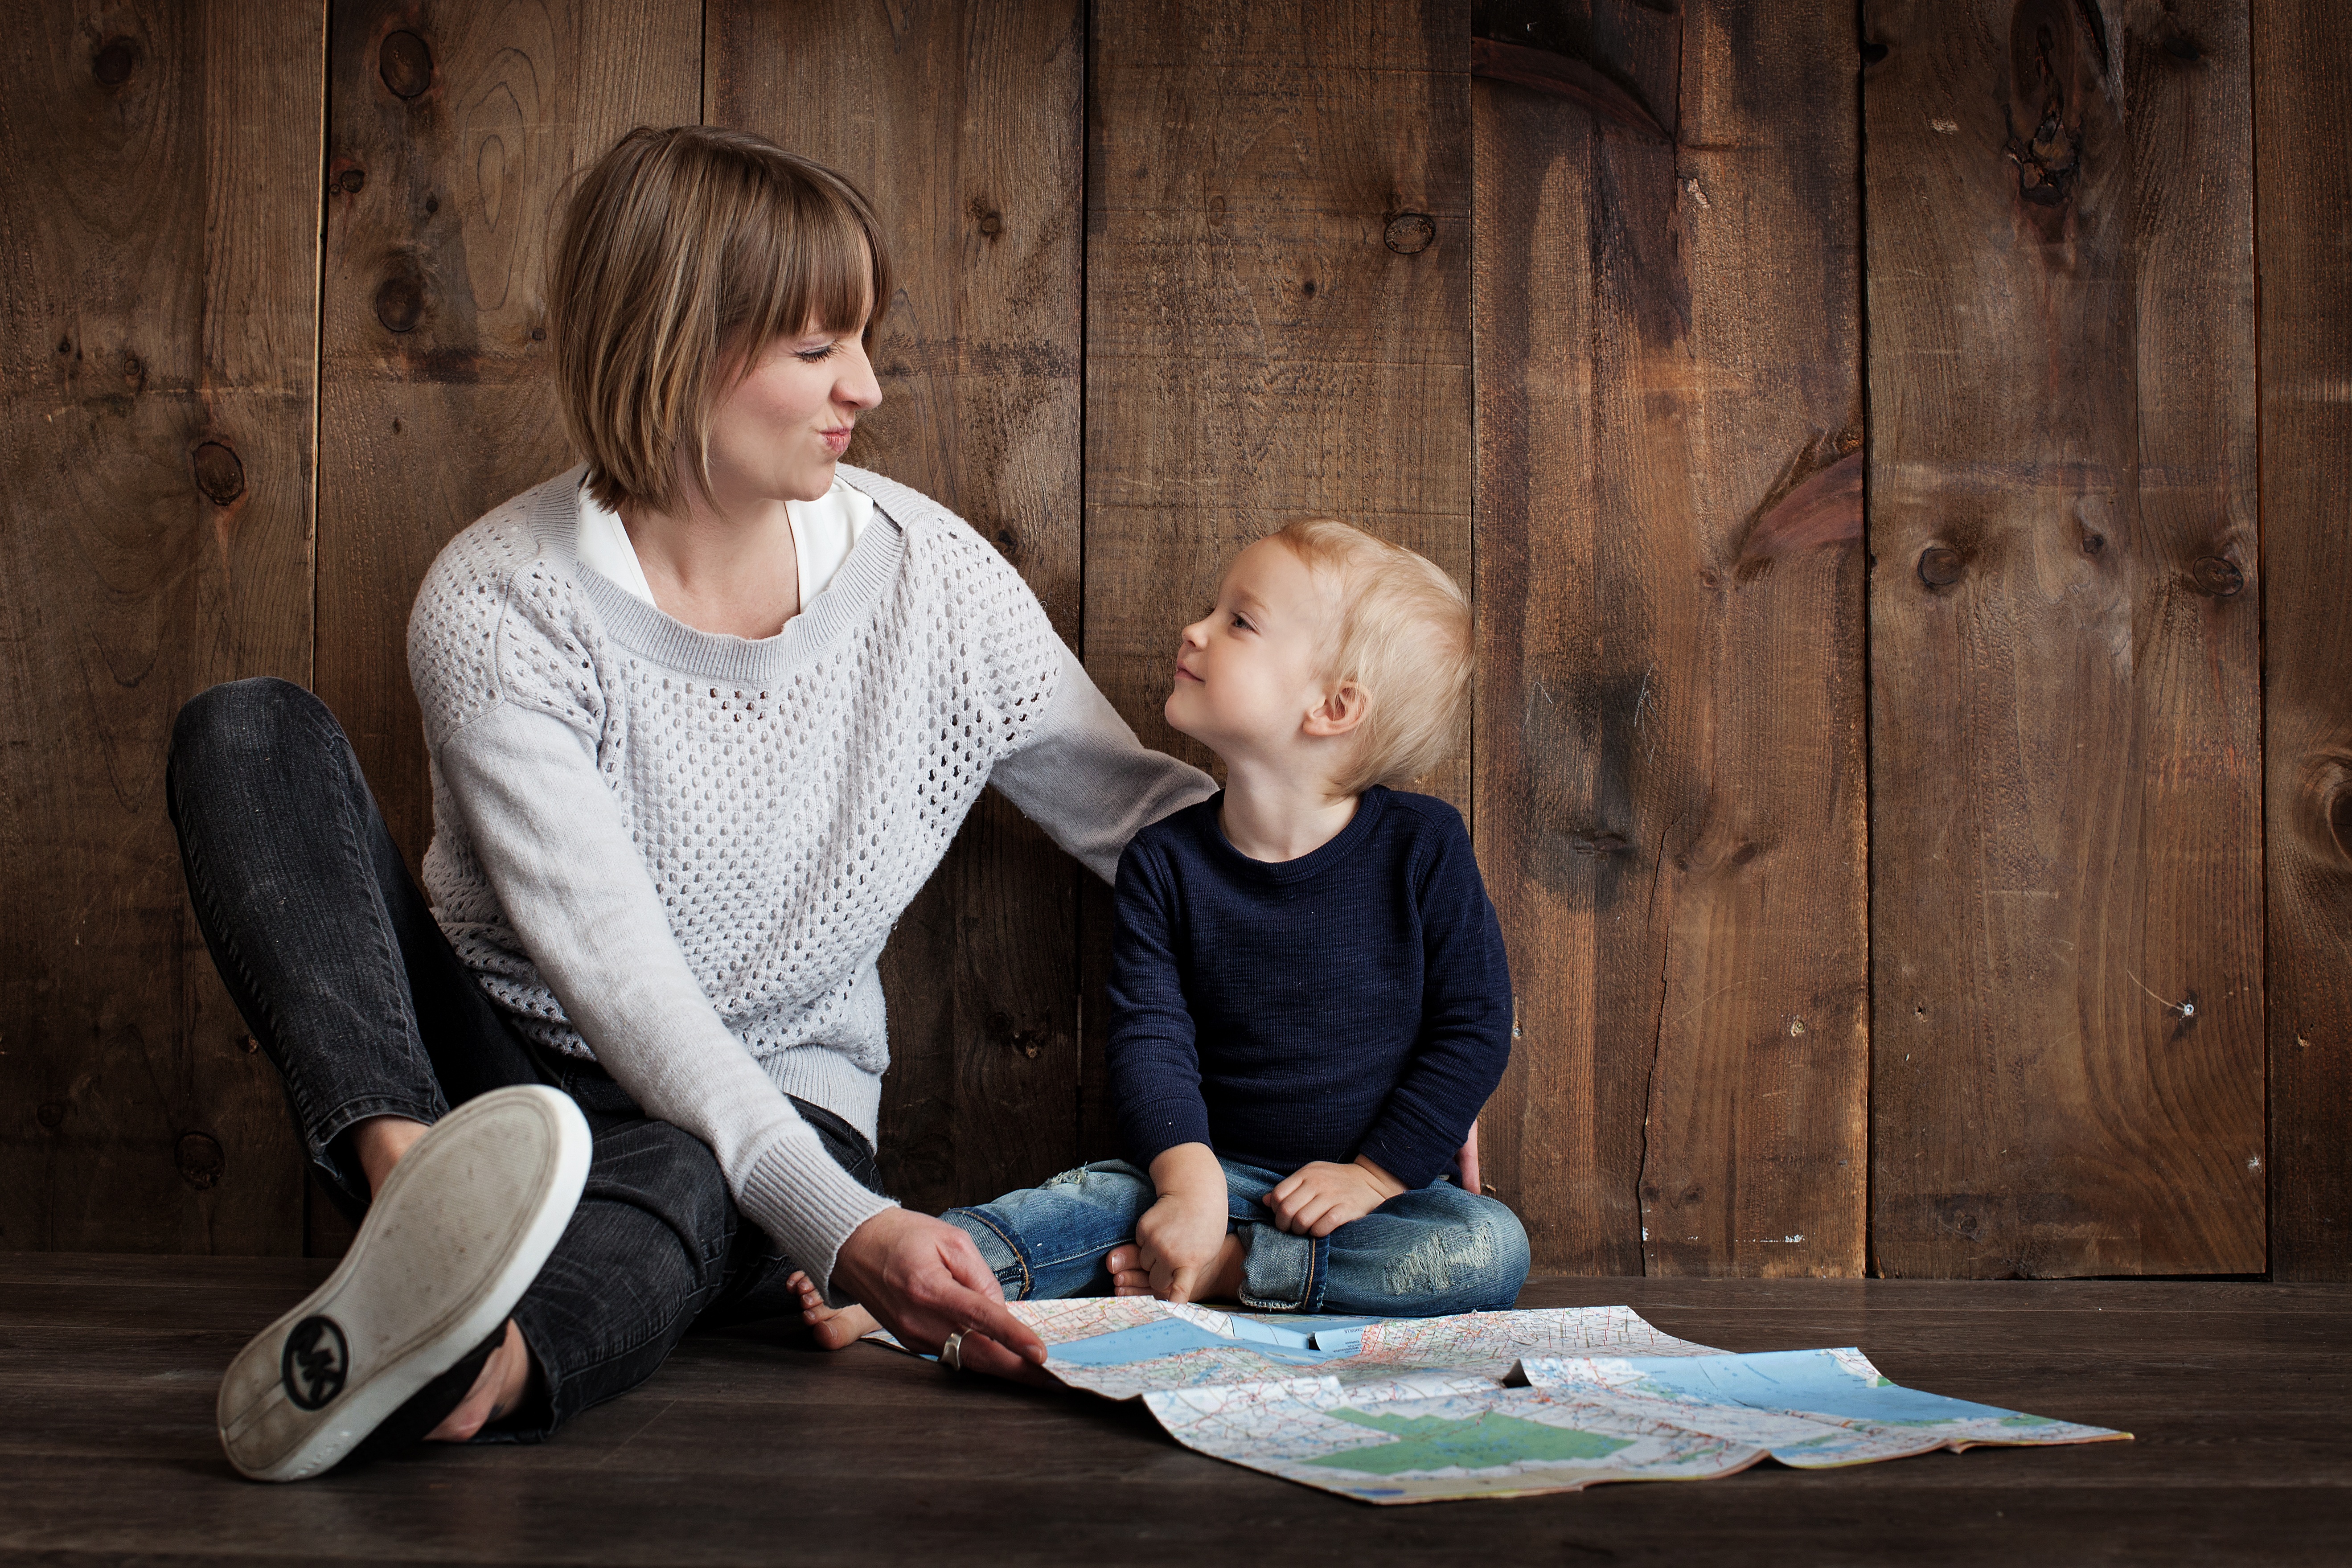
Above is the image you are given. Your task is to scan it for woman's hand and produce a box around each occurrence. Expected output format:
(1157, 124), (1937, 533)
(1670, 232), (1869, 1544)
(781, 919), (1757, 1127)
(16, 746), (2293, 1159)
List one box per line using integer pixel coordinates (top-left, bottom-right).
(829, 1207), (1048, 1381)
(1268, 1155), (1408, 1237)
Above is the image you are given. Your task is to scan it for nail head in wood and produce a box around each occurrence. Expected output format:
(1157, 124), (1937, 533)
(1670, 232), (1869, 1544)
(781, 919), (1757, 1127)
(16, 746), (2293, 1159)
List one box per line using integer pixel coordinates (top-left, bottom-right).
(380, 30), (433, 100)
(2191, 556), (2244, 598)
(175, 1132), (225, 1190)
(191, 442), (245, 507)
(340, 168), (366, 194)
(1917, 545), (1964, 587)
(36, 1101), (66, 1129)
(1384, 213), (1436, 255)
(92, 37), (139, 87)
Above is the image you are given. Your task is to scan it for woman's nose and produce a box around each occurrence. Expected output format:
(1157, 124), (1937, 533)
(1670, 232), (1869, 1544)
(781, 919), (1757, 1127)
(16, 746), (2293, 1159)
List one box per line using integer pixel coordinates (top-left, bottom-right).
(838, 339), (883, 410)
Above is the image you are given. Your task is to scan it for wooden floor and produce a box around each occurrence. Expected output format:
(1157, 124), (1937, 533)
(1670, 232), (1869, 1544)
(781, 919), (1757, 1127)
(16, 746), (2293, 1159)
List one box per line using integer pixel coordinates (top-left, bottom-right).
(4, 1257), (2345, 1565)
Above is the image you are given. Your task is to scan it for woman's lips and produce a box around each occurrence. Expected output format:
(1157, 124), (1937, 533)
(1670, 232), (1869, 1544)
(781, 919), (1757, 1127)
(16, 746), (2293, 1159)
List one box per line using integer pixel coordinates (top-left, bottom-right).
(820, 427), (853, 456)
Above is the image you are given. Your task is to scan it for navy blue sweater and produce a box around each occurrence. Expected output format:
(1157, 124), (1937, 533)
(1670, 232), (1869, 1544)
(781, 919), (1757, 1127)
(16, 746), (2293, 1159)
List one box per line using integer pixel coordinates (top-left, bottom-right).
(1104, 787), (1513, 1190)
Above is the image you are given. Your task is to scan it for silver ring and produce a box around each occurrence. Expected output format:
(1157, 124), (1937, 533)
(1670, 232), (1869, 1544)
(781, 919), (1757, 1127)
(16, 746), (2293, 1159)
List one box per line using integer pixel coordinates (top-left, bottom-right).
(940, 1330), (964, 1372)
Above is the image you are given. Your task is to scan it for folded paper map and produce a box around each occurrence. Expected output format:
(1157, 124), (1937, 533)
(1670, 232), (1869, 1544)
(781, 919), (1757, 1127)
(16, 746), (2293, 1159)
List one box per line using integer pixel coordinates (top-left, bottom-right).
(873, 1299), (2127, 1504)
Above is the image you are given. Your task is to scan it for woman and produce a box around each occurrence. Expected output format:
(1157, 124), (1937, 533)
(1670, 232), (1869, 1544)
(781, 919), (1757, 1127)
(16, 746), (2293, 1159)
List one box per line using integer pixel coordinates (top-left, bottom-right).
(168, 125), (1212, 1481)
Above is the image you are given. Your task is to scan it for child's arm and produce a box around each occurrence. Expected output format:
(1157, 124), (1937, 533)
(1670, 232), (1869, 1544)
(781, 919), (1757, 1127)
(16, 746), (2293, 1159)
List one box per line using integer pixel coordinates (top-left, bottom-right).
(1105, 837), (1230, 1301)
(1268, 813), (1512, 1237)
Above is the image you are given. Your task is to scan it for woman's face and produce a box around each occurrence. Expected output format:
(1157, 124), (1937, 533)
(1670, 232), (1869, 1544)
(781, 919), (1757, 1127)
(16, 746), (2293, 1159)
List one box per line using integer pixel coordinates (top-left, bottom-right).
(701, 304), (883, 508)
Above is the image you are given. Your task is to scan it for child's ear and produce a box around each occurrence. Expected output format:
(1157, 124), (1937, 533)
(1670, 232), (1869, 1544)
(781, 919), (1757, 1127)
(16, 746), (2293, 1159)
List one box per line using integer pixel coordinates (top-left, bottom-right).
(1302, 681), (1367, 739)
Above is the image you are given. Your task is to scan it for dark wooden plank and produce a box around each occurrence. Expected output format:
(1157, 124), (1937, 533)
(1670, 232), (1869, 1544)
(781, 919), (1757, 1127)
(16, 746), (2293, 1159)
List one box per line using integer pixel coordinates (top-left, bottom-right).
(312, 4), (700, 1252)
(1863, 0), (2263, 1276)
(1472, 2), (1869, 1276)
(0, 0), (320, 1252)
(2, 1258), (2348, 1564)
(706, 0), (1089, 1213)
(2255, 0), (2352, 1282)
(1080, 0), (1474, 1156)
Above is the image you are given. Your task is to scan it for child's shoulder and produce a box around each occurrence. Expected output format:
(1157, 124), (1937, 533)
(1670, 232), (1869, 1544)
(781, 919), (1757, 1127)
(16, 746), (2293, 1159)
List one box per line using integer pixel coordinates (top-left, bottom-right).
(1122, 793), (1222, 865)
(1371, 786), (1470, 845)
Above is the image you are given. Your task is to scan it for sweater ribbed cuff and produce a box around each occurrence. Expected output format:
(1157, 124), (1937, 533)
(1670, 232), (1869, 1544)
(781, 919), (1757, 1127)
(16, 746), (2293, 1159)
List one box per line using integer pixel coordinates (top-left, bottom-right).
(736, 1131), (898, 1305)
(1123, 1096), (1216, 1170)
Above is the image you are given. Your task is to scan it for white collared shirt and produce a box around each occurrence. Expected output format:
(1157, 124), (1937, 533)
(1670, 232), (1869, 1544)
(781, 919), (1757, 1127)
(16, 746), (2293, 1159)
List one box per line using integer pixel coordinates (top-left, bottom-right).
(575, 476), (878, 613)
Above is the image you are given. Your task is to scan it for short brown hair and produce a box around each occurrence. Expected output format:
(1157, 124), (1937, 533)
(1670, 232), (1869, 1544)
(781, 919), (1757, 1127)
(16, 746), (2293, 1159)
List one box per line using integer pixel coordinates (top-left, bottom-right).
(550, 126), (892, 514)
(1266, 519), (1472, 795)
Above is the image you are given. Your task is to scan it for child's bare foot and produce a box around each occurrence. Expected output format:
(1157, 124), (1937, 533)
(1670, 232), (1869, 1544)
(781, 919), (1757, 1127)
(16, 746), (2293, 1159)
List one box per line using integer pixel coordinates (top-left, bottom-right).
(1105, 1233), (1246, 1303)
(787, 1269), (879, 1350)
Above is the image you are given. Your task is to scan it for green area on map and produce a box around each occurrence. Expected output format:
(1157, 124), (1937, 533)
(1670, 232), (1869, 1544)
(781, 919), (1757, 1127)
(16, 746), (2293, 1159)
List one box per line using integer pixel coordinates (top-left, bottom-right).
(1307, 1409), (1634, 1476)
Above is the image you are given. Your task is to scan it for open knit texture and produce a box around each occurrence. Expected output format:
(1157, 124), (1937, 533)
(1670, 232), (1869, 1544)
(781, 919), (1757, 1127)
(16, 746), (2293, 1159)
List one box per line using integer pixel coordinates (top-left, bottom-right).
(407, 464), (1214, 1297)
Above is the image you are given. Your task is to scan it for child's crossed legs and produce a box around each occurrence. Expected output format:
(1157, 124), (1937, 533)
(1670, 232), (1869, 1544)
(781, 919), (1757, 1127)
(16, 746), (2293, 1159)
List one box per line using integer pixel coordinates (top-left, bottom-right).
(792, 1155), (1529, 1346)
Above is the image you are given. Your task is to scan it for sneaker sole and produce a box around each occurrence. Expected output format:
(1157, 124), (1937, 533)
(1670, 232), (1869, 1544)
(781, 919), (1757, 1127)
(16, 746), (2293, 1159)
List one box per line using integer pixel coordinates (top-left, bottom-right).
(217, 1084), (591, 1481)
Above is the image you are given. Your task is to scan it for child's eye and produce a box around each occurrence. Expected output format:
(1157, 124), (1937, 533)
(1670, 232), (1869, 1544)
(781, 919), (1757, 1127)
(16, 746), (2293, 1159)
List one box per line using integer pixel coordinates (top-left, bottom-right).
(1230, 614), (1254, 632)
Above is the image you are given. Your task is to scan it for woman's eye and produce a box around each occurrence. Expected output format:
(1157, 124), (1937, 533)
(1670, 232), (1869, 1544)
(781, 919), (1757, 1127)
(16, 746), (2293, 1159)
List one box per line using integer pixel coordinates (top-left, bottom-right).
(794, 343), (840, 364)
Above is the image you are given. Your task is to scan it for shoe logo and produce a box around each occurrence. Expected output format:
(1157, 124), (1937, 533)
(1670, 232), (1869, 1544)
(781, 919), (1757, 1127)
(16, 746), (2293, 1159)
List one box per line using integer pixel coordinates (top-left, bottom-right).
(280, 1315), (349, 1410)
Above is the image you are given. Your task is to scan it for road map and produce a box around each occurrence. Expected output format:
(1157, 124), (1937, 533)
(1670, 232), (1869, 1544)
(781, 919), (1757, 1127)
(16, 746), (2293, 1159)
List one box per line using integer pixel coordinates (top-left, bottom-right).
(876, 1300), (2128, 1504)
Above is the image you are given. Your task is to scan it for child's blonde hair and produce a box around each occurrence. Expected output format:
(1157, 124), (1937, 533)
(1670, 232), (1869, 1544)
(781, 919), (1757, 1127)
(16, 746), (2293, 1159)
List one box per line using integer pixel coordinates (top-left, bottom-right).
(1265, 519), (1472, 795)
(550, 126), (892, 516)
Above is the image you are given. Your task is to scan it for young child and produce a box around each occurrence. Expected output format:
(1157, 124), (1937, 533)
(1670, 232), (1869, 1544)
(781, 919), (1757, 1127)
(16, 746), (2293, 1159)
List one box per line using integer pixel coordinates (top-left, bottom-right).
(796, 518), (1524, 1341)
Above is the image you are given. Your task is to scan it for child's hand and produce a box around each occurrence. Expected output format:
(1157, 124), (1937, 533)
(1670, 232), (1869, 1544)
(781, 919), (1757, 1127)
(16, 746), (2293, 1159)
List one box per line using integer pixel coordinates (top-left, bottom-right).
(1133, 1191), (1230, 1302)
(1268, 1156), (1408, 1237)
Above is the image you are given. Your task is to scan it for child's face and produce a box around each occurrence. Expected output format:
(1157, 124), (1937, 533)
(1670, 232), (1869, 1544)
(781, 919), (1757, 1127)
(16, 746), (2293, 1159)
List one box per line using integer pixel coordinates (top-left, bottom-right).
(1165, 539), (1342, 763)
(702, 300), (881, 506)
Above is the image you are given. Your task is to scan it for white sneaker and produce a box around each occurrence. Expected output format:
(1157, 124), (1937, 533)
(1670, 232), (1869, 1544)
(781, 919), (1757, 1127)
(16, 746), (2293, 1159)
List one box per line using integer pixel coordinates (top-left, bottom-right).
(217, 1084), (591, 1481)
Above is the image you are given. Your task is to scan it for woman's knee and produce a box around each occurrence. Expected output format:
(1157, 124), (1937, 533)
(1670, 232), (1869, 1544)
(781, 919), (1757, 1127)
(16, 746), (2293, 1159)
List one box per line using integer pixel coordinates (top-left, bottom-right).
(169, 677), (336, 785)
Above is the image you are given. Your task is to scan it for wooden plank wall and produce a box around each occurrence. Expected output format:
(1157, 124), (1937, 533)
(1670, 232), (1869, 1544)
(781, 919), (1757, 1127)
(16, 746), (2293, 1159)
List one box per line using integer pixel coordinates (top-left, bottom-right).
(2255, 0), (2352, 1282)
(0, 0), (321, 1251)
(1, 0), (2346, 1282)
(1473, 0), (1868, 1277)
(1864, 0), (2264, 1276)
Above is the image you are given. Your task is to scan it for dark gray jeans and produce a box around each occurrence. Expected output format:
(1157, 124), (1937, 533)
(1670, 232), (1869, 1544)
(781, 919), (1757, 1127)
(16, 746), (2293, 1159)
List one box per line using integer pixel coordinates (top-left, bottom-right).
(167, 677), (883, 1441)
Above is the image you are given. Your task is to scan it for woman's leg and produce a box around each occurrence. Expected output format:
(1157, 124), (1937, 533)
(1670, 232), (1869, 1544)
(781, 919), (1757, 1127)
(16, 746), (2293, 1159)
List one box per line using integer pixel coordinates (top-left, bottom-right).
(1214, 1164), (1531, 1316)
(167, 677), (549, 1209)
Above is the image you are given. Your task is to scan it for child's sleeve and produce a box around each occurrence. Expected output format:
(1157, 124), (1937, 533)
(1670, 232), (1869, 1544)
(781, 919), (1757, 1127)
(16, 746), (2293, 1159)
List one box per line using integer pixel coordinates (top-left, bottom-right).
(1104, 838), (1214, 1167)
(1356, 812), (1515, 1191)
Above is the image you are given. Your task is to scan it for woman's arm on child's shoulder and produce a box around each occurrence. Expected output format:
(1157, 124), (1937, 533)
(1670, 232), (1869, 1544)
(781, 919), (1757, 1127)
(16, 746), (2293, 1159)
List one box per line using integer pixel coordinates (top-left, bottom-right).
(989, 645), (1216, 883)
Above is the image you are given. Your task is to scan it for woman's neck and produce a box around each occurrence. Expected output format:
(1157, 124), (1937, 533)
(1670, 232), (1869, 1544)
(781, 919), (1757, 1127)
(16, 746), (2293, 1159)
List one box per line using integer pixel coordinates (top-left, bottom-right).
(620, 485), (800, 639)
(1215, 759), (1359, 863)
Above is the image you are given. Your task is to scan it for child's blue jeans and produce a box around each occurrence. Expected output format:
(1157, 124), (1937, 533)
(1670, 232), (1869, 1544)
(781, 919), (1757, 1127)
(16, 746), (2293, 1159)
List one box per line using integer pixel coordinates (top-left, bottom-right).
(942, 1157), (1531, 1317)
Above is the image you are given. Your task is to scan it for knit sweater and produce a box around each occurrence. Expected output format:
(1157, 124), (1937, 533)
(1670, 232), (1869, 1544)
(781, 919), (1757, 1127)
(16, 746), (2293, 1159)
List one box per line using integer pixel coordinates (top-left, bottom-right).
(406, 464), (1215, 1297)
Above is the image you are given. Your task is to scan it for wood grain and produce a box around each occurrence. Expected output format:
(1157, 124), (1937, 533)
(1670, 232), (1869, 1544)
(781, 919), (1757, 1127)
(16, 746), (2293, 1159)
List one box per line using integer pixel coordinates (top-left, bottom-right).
(0, 0), (320, 1252)
(5, 1255), (2350, 1563)
(1864, 0), (2264, 1276)
(707, 0), (1088, 1213)
(1081, 0), (1474, 1155)
(315, 1), (701, 873)
(1472, 1), (1869, 1276)
(2255, 0), (2352, 1282)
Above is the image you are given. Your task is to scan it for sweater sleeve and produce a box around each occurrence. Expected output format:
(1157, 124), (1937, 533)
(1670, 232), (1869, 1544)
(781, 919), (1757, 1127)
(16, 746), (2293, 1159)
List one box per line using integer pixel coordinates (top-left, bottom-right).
(435, 703), (895, 1300)
(1103, 838), (1215, 1165)
(409, 540), (892, 1302)
(1354, 812), (1515, 1190)
(989, 650), (1217, 885)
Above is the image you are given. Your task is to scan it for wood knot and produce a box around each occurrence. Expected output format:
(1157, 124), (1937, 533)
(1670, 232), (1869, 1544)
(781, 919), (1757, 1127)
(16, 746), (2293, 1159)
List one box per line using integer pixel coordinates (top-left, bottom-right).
(335, 168), (366, 195)
(375, 266), (426, 334)
(191, 442), (246, 506)
(92, 37), (140, 87)
(1860, 41), (1888, 64)
(379, 29), (433, 99)
(2190, 556), (2243, 598)
(2163, 35), (2203, 63)
(176, 1131), (226, 1190)
(978, 210), (1002, 238)
(1384, 213), (1436, 255)
(2005, 97), (2078, 207)
(1917, 545), (1964, 587)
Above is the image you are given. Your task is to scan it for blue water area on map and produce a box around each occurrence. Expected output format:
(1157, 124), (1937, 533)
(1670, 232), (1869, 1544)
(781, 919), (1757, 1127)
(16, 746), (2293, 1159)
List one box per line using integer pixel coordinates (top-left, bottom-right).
(1623, 1350), (2021, 1425)
(1219, 1314), (1386, 1354)
(1051, 1318), (1356, 1368)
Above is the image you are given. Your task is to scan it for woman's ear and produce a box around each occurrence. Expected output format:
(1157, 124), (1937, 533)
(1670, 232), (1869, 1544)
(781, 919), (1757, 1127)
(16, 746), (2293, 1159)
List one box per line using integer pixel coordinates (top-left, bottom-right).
(1302, 681), (1367, 739)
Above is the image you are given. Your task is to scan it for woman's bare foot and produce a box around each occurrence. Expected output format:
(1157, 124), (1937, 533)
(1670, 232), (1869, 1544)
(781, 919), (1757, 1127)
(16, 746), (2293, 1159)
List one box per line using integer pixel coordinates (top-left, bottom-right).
(788, 1269), (880, 1350)
(1105, 1232), (1245, 1303)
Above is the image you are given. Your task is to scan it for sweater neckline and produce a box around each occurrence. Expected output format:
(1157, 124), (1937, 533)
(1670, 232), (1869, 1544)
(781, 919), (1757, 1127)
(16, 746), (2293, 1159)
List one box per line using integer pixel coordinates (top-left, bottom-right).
(529, 465), (908, 683)
(1203, 786), (1391, 885)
